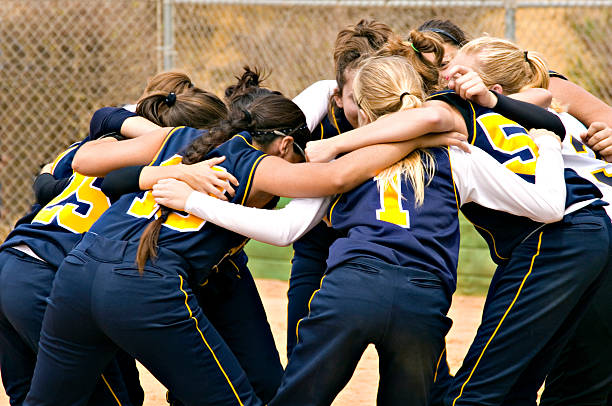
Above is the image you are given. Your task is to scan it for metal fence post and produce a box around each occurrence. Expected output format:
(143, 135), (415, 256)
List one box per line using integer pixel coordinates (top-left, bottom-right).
(163, 0), (175, 70)
(504, 0), (516, 41)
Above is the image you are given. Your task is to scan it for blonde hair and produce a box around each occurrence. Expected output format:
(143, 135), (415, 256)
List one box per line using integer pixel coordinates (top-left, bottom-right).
(459, 36), (550, 94)
(353, 56), (435, 206)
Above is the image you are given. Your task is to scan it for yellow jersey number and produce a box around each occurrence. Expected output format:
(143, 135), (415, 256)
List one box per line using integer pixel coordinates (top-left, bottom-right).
(477, 113), (539, 176)
(376, 175), (410, 228)
(33, 174), (111, 234)
(126, 155), (206, 232)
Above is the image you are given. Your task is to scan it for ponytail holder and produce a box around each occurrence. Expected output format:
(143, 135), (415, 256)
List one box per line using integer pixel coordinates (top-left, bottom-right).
(188, 82), (194, 88)
(400, 92), (411, 103)
(524, 50), (529, 62)
(165, 92), (176, 106)
(410, 42), (421, 54)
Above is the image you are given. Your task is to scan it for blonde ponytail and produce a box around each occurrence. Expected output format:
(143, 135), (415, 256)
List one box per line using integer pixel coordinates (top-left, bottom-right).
(354, 56), (435, 206)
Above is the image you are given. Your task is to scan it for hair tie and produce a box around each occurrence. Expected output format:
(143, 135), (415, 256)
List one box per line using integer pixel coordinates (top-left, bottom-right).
(409, 42), (421, 54)
(165, 92), (176, 106)
(188, 82), (194, 88)
(421, 28), (461, 47)
(400, 92), (411, 103)
(524, 50), (529, 62)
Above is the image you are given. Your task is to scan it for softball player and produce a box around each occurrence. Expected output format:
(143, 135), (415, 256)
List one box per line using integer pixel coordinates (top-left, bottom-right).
(25, 68), (444, 405)
(152, 54), (567, 406)
(0, 73), (229, 406)
(309, 36), (611, 406)
(287, 18), (392, 358)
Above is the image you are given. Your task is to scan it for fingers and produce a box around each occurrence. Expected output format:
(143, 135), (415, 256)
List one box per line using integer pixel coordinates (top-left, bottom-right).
(529, 128), (561, 144)
(214, 170), (239, 187)
(202, 156), (226, 167)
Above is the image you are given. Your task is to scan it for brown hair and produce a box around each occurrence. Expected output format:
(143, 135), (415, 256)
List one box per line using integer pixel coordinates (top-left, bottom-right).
(334, 19), (395, 97)
(377, 29), (446, 95)
(458, 36), (550, 94)
(136, 71), (227, 129)
(417, 19), (470, 47)
(136, 67), (309, 271)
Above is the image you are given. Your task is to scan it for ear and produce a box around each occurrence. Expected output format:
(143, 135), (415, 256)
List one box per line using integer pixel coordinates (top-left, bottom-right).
(490, 84), (504, 94)
(333, 89), (344, 109)
(278, 136), (294, 158)
(357, 109), (370, 127)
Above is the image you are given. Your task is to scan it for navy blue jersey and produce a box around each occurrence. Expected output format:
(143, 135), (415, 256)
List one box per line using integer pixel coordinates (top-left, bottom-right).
(90, 127), (277, 285)
(1, 138), (100, 267)
(429, 91), (602, 263)
(326, 148), (460, 295)
(310, 107), (353, 140)
(548, 70), (568, 81)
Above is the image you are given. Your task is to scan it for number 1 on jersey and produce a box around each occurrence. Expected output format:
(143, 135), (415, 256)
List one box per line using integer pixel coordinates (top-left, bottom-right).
(376, 175), (410, 228)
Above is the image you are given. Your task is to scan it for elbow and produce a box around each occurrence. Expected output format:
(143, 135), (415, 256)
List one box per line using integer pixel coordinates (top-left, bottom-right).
(538, 194), (566, 223)
(71, 153), (86, 174)
(425, 108), (451, 133)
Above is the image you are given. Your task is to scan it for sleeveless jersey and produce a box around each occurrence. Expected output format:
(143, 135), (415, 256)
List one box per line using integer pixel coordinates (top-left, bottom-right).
(1, 136), (99, 267)
(310, 107), (353, 141)
(429, 90), (602, 264)
(90, 127), (277, 286)
(326, 148), (460, 295)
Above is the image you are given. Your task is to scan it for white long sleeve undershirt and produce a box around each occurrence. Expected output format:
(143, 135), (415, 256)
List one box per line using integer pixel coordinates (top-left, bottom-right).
(184, 136), (565, 246)
(291, 80), (335, 132)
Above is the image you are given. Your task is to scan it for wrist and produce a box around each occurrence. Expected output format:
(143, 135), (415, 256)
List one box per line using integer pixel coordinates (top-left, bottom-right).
(486, 91), (498, 108)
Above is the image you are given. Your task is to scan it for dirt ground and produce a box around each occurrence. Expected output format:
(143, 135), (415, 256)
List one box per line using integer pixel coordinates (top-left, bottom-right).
(0, 279), (485, 406)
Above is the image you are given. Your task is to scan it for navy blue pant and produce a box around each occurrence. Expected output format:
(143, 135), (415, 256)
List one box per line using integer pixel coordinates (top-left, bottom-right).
(24, 232), (260, 406)
(0, 248), (134, 406)
(444, 207), (612, 406)
(540, 262), (612, 406)
(270, 257), (452, 406)
(287, 222), (335, 358)
(167, 253), (283, 405)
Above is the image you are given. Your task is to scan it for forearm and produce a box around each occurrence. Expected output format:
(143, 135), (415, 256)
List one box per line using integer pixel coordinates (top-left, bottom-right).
(33, 174), (71, 206)
(185, 194), (330, 246)
(549, 77), (612, 128)
(492, 91), (566, 139)
(330, 106), (452, 155)
(255, 139), (421, 198)
(120, 116), (162, 138)
(508, 88), (552, 108)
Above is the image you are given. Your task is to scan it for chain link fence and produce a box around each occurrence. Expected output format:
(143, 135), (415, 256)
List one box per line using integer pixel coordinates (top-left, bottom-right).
(2, 0), (612, 239)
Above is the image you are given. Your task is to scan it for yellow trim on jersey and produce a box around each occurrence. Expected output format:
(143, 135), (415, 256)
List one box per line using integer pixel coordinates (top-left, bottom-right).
(101, 374), (122, 406)
(226, 258), (241, 278)
(327, 194), (343, 227)
(451, 231), (543, 406)
(149, 127), (185, 165)
(178, 275), (245, 406)
(465, 220), (508, 261)
(433, 346), (447, 383)
(232, 133), (260, 150)
(331, 110), (341, 134)
(467, 101), (477, 146)
(295, 274), (327, 346)
(319, 123), (325, 140)
(446, 146), (461, 210)
(50, 144), (79, 175)
(240, 154), (267, 206)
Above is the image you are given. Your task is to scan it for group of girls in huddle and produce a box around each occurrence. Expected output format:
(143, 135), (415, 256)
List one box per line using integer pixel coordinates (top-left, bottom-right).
(0, 15), (610, 406)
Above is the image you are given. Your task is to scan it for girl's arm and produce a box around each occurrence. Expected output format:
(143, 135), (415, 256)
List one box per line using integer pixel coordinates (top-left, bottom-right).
(452, 129), (565, 223)
(549, 77), (612, 128)
(251, 131), (467, 199)
(100, 157), (238, 201)
(305, 105), (456, 163)
(292, 80), (336, 132)
(89, 107), (161, 139)
(72, 127), (171, 177)
(152, 178), (331, 246)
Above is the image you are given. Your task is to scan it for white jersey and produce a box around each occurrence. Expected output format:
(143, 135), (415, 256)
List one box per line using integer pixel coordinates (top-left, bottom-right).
(557, 111), (612, 219)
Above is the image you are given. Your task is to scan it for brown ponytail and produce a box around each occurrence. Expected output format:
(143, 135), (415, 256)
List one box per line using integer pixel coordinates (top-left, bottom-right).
(135, 67), (308, 271)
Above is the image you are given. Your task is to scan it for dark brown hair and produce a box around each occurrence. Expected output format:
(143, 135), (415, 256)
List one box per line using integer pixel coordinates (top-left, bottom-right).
(417, 19), (470, 47)
(136, 67), (308, 271)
